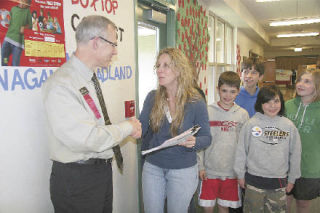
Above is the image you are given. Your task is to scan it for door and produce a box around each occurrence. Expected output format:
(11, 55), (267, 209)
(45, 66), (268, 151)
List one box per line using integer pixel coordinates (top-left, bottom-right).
(136, 0), (174, 111)
(137, 22), (159, 111)
(262, 61), (276, 87)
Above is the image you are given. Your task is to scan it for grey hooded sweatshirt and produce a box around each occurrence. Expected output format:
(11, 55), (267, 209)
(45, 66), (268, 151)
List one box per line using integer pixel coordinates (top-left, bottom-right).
(234, 112), (301, 184)
(197, 103), (249, 178)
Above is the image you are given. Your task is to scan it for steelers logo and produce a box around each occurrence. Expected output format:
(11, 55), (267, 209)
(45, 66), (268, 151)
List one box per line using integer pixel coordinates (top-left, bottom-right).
(252, 126), (262, 137)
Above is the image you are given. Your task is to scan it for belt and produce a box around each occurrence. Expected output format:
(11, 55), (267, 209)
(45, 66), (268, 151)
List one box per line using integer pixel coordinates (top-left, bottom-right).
(75, 158), (112, 165)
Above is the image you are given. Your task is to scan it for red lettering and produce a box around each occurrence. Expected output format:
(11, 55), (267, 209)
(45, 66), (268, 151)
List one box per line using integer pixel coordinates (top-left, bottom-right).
(80, 0), (89, 8)
(221, 127), (229, 132)
(104, 0), (118, 15)
(105, 0), (112, 13)
(112, 0), (118, 14)
(210, 120), (239, 128)
(72, 0), (118, 14)
(101, 0), (104, 11)
(90, 0), (99, 11)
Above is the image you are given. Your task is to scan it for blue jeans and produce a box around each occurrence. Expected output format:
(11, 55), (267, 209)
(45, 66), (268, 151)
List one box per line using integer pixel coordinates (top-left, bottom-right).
(142, 161), (198, 213)
(1, 40), (23, 66)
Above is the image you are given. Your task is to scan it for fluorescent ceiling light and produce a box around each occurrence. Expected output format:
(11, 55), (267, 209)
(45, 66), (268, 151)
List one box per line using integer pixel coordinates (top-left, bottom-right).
(277, 32), (319, 38)
(256, 0), (280, 2)
(270, 18), (320, 26)
(294, 48), (302, 52)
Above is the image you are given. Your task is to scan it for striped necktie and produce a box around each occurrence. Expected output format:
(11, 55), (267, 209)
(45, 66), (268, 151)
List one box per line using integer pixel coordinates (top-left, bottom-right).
(92, 73), (123, 172)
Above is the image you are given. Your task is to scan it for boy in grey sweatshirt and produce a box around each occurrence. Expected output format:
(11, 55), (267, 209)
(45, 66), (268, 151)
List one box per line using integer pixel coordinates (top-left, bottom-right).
(234, 85), (301, 212)
(197, 71), (249, 212)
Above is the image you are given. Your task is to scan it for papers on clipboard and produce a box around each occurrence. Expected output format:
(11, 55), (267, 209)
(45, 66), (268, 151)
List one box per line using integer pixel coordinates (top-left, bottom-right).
(141, 125), (201, 155)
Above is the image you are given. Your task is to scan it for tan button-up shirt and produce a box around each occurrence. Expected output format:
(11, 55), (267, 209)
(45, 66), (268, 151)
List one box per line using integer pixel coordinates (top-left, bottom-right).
(42, 55), (132, 163)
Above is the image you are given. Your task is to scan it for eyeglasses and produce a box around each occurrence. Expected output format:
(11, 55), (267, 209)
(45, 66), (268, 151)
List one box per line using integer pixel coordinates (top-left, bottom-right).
(97, 36), (117, 47)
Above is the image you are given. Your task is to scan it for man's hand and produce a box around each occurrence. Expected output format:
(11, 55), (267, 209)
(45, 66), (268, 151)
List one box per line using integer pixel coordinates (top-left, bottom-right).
(199, 170), (207, 181)
(128, 117), (141, 139)
(179, 135), (196, 148)
(238, 178), (246, 189)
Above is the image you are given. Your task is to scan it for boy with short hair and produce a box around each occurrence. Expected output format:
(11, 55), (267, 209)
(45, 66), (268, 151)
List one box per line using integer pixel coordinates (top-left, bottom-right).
(197, 71), (249, 213)
(235, 58), (264, 117)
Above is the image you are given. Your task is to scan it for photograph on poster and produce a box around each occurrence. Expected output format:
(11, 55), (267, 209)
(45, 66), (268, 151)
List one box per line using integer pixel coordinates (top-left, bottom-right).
(0, 0), (66, 67)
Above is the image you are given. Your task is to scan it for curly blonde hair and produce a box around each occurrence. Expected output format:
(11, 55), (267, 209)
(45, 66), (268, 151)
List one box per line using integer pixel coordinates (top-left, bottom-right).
(150, 47), (202, 136)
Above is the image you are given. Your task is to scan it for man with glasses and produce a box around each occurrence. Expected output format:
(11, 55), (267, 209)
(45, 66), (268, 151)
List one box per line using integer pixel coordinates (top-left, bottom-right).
(42, 15), (141, 213)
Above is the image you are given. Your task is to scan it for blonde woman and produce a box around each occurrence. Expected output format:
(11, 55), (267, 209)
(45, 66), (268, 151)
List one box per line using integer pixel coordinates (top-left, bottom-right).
(139, 47), (211, 213)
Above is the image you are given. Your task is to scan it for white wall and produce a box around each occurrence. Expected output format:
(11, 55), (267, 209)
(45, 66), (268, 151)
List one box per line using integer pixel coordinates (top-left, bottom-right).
(0, 71), (53, 212)
(237, 29), (264, 58)
(0, 1), (139, 212)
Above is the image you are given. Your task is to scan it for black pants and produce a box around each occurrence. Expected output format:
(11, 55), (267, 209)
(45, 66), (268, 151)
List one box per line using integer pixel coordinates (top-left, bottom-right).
(50, 161), (113, 213)
(229, 207), (243, 213)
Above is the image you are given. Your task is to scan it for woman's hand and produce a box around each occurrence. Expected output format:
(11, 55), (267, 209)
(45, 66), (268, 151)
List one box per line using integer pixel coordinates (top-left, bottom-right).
(179, 135), (196, 148)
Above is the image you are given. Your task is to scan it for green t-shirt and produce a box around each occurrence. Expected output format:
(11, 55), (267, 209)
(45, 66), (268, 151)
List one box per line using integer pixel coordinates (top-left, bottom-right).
(285, 97), (320, 178)
(5, 6), (32, 47)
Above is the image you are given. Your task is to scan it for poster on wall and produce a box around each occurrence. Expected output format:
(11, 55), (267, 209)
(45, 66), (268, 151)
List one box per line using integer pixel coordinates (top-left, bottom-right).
(0, 0), (65, 67)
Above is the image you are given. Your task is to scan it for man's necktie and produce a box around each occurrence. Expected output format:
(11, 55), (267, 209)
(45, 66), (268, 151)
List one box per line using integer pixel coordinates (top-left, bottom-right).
(92, 73), (123, 172)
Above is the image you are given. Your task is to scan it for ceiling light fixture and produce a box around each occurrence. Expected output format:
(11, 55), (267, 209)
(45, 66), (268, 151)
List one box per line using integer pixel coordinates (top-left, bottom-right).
(294, 48), (302, 52)
(270, 18), (320, 26)
(277, 32), (319, 38)
(256, 0), (280, 2)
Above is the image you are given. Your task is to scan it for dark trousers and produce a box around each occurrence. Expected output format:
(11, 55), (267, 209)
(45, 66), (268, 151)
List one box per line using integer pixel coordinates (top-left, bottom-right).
(50, 161), (113, 213)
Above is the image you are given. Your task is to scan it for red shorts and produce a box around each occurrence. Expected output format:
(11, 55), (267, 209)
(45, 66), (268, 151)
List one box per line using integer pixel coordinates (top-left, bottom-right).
(198, 178), (241, 208)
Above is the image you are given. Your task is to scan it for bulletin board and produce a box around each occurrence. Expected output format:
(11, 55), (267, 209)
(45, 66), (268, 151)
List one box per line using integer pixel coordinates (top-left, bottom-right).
(176, 0), (209, 95)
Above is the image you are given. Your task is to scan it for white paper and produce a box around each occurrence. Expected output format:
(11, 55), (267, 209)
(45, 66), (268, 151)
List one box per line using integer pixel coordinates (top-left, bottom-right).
(141, 125), (201, 155)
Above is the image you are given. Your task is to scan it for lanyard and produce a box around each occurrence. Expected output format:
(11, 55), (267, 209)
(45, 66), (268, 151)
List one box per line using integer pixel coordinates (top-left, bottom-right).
(79, 87), (101, 119)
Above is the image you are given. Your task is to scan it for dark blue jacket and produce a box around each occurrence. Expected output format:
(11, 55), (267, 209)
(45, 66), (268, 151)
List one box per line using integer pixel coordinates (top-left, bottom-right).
(139, 90), (211, 169)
